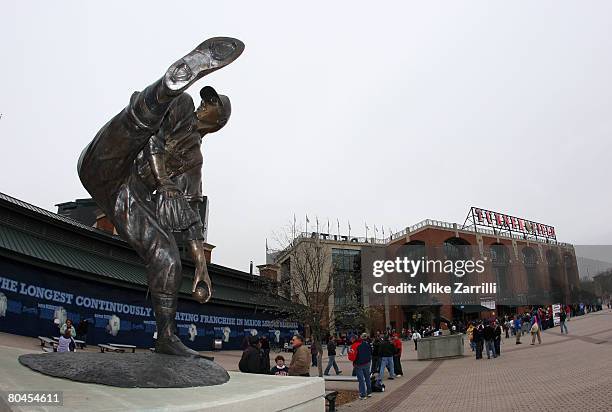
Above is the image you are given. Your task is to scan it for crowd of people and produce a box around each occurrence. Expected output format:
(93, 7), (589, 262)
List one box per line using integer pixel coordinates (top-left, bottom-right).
(237, 331), (405, 400)
(463, 304), (596, 360)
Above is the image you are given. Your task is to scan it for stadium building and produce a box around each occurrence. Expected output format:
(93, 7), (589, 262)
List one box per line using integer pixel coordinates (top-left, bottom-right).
(262, 208), (580, 333)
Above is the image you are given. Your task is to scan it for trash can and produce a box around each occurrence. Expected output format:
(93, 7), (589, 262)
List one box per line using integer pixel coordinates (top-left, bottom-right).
(213, 339), (222, 351)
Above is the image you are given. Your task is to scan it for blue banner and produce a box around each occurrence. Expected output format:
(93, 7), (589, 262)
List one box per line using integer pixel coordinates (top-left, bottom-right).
(0, 258), (299, 350)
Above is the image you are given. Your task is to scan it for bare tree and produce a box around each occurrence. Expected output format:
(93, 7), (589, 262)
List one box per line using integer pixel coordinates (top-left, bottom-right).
(255, 227), (335, 377)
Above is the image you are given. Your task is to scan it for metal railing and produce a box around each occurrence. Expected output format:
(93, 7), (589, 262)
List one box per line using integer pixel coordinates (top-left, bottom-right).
(387, 219), (571, 247)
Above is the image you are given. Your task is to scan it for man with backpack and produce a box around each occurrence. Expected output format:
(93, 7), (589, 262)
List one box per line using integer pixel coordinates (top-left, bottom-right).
(349, 333), (372, 400)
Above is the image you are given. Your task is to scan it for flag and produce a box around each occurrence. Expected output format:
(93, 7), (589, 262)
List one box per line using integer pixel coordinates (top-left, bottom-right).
(265, 238), (268, 252)
(306, 214), (310, 223)
(327, 218), (330, 234)
(337, 218), (340, 236)
(348, 221), (351, 231)
(374, 224), (378, 233)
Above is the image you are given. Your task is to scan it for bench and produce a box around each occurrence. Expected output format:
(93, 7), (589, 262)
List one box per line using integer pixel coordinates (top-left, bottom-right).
(323, 375), (357, 382)
(51, 336), (86, 350)
(108, 343), (136, 353)
(98, 344), (125, 353)
(38, 336), (57, 352)
(325, 391), (339, 412)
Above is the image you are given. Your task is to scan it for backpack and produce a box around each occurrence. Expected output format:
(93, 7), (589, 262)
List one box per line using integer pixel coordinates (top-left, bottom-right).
(348, 342), (359, 362)
(370, 374), (385, 392)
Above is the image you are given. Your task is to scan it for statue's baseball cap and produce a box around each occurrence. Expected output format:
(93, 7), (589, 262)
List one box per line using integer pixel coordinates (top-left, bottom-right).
(199, 86), (231, 125)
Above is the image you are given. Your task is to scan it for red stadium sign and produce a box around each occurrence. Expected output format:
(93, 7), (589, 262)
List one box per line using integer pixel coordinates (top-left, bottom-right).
(466, 207), (556, 240)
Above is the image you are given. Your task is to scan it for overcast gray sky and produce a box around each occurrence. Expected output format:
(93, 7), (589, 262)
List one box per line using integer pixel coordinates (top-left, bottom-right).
(1, 1), (611, 272)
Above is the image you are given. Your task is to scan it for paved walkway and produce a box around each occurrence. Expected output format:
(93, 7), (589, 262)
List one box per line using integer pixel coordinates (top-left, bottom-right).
(1, 310), (610, 411)
(339, 309), (612, 412)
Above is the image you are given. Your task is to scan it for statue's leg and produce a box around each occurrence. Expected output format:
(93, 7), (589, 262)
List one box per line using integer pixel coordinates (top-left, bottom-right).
(78, 37), (244, 208)
(110, 175), (201, 357)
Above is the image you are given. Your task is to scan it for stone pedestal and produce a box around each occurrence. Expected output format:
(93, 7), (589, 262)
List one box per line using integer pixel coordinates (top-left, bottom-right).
(417, 334), (465, 360)
(0, 347), (325, 411)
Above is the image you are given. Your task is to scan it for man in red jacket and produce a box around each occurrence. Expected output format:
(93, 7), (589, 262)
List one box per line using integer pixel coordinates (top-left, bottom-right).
(392, 334), (403, 377)
(349, 333), (372, 400)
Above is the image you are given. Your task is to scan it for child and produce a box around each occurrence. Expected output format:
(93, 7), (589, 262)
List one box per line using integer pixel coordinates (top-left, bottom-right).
(270, 355), (289, 376)
(57, 329), (76, 353)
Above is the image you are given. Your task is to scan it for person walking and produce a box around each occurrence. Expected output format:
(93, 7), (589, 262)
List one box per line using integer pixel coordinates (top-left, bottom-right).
(514, 316), (522, 345)
(559, 310), (569, 334)
(324, 337), (342, 376)
(289, 335), (311, 376)
(349, 333), (372, 400)
(530, 317), (542, 345)
(392, 334), (403, 377)
(473, 323), (484, 359)
(467, 323), (475, 352)
(483, 322), (496, 359)
(411, 329), (421, 351)
(376, 335), (396, 385)
(521, 314), (531, 336)
(494, 321), (503, 356)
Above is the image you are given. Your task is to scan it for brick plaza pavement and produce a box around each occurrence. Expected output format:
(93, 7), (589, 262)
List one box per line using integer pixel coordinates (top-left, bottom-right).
(339, 309), (612, 412)
(1, 310), (610, 411)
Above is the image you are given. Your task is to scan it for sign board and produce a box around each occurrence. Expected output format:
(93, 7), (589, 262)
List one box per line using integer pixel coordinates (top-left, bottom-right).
(552, 304), (562, 326)
(466, 207), (556, 241)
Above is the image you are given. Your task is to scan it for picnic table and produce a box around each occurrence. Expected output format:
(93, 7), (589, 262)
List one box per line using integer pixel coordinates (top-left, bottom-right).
(108, 343), (136, 353)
